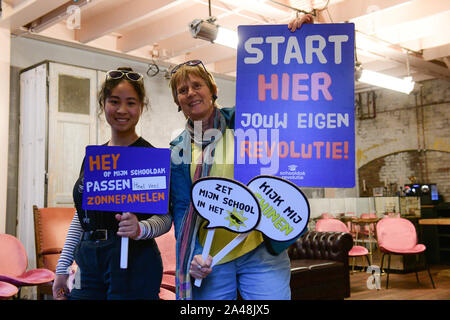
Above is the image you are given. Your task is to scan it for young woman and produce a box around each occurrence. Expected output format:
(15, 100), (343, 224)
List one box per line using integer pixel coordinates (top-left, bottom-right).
(53, 67), (172, 300)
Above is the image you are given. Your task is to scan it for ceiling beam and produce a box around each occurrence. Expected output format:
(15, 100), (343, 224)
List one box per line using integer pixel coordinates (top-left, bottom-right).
(0, 0), (68, 31)
(355, 30), (450, 80)
(386, 13), (449, 49)
(396, 12), (450, 52)
(320, 0), (411, 23)
(158, 30), (209, 58)
(351, 0), (450, 36)
(422, 44), (450, 62)
(213, 0), (289, 20)
(117, 2), (203, 53)
(403, 33), (450, 55)
(76, 0), (185, 43)
(24, 0), (95, 33)
(3, 0), (25, 6)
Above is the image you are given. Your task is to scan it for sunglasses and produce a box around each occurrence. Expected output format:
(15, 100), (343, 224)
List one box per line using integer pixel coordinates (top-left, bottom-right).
(106, 70), (143, 82)
(170, 60), (208, 76)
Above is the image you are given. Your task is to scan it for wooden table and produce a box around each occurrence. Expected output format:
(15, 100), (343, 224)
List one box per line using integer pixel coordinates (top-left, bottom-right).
(418, 218), (450, 225)
(418, 218), (450, 276)
(351, 218), (380, 224)
(338, 216), (355, 223)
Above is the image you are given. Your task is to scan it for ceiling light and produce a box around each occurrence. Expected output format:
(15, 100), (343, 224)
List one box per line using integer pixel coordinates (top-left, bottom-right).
(189, 18), (238, 49)
(356, 68), (415, 94)
(215, 26), (238, 49)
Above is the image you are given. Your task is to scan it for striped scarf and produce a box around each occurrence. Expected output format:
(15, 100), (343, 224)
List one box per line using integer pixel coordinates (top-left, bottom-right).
(175, 107), (226, 300)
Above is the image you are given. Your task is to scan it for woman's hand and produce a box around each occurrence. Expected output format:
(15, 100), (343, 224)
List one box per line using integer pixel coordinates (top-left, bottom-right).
(189, 254), (213, 280)
(288, 14), (314, 32)
(115, 212), (140, 239)
(52, 274), (70, 300)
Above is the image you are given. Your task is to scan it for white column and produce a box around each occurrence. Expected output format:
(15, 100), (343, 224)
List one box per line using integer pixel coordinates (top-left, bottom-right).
(0, 28), (11, 233)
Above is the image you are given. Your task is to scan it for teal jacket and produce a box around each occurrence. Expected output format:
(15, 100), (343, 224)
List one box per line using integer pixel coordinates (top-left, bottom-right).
(169, 107), (302, 256)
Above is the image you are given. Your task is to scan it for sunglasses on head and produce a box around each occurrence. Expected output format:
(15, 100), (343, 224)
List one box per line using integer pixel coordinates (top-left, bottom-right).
(106, 70), (143, 82)
(170, 60), (208, 76)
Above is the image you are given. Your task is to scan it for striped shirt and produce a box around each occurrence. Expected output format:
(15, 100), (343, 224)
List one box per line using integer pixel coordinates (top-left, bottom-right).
(55, 212), (172, 275)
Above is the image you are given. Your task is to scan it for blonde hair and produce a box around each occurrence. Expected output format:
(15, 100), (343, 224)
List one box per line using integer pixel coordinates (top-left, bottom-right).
(169, 64), (218, 108)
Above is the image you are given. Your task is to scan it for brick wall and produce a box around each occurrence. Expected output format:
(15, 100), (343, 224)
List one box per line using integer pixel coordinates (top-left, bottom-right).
(356, 78), (450, 201)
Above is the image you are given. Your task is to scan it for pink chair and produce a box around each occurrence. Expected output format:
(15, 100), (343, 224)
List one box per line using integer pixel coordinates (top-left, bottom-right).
(376, 217), (435, 289)
(155, 226), (176, 299)
(315, 219), (370, 268)
(0, 281), (18, 299)
(0, 234), (55, 296)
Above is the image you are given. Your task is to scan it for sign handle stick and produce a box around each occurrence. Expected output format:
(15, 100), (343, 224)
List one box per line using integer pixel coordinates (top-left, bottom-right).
(120, 237), (129, 269)
(194, 229), (215, 287)
(211, 232), (249, 268)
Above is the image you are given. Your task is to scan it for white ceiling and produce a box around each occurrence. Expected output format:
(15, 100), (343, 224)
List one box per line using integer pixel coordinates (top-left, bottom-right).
(2, 0), (449, 90)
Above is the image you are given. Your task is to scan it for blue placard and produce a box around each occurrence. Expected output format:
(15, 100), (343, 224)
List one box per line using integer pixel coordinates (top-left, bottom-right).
(82, 146), (170, 214)
(234, 23), (355, 187)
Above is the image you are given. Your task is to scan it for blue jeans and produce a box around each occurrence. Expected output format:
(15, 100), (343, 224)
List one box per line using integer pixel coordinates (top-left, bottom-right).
(70, 235), (162, 300)
(192, 244), (291, 300)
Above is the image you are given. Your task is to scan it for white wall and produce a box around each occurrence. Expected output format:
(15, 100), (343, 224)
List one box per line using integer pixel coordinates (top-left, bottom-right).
(0, 28), (11, 233)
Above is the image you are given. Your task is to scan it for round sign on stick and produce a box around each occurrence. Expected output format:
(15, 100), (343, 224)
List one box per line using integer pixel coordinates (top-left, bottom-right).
(247, 175), (310, 242)
(191, 177), (261, 287)
(191, 177), (261, 233)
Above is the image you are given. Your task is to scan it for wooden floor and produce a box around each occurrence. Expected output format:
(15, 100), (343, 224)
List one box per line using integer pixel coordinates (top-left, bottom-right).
(346, 264), (450, 300)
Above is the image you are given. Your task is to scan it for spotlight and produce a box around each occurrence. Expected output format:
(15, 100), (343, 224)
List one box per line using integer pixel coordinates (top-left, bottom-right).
(189, 17), (238, 49)
(189, 18), (218, 43)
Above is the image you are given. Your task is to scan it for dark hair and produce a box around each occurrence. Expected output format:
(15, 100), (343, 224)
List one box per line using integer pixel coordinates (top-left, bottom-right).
(98, 67), (149, 115)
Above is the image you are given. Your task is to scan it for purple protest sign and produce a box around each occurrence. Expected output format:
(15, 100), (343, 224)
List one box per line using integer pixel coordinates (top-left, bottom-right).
(82, 145), (170, 214)
(234, 23), (355, 187)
